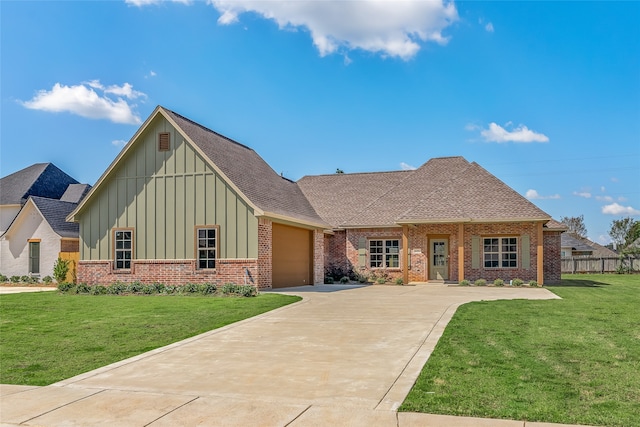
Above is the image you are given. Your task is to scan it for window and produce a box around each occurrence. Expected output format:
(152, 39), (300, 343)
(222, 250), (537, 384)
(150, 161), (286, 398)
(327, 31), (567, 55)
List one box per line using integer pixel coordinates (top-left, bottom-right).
(369, 239), (400, 268)
(114, 229), (133, 270)
(484, 237), (517, 268)
(197, 227), (218, 269)
(29, 241), (40, 274)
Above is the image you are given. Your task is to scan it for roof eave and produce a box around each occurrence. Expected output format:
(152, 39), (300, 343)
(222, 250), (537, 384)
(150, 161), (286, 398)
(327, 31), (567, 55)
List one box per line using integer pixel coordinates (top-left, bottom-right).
(395, 216), (552, 225)
(260, 211), (330, 230)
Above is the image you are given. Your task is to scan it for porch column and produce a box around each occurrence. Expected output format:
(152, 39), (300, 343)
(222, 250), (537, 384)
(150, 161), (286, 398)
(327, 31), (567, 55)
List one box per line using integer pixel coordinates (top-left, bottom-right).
(537, 221), (544, 285)
(458, 223), (464, 282)
(402, 225), (409, 285)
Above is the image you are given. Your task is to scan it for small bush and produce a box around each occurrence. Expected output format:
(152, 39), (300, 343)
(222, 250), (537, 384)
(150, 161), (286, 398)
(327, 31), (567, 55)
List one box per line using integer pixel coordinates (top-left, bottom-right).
(108, 282), (127, 295)
(164, 285), (177, 294)
(339, 276), (350, 284)
(528, 280), (539, 287)
(512, 278), (524, 287)
(395, 278), (404, 285)
(0, 274), (7, 283)
(324, 276), (334, 284)
(221, 283), (257, 297)
(181, 283), (200, 294)
(10, 276), (21, 283)
(493, 278), (505, 287)
(53, 257), (70, 283)
(376, 277), (386, 284)
(90, 285), (108, 295)
(474, 279), (487, 286)
(74, 283), (90, 294)
(57, 282), (75, 292)
(21, 275), (31, 283)
(459, 279), (470, 286)
(141, 284), (155, 295)
(152, 282), (166, 294)
(42, 276), (53, 284)
(127, 281), (144, 294)
(198, 283), (217, 295)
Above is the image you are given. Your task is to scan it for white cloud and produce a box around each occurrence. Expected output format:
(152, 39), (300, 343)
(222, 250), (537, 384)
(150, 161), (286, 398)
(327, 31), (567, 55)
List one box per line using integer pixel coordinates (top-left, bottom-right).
(400, 162), (417, 170)
(526, 189), (560, 200)
(479, 122), (549, 143)
(601, 203), (640, 216)
(485, 22), (494, 32)
(595, 195), (613, 202)
(207, 0), (458, 60)
(596, 234), (611, 245)
(611, 177), (619, 182)
(600, 186), (606, 192)
(20, 81), (145, 125)
(112, 139), (128, 147)
(573, 191), (591, 198)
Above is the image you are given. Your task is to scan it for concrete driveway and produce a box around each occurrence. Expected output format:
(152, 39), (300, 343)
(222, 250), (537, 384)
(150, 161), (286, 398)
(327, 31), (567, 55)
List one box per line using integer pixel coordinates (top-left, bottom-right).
(1, 285), (571, 427)
(0, 286), (57, 294)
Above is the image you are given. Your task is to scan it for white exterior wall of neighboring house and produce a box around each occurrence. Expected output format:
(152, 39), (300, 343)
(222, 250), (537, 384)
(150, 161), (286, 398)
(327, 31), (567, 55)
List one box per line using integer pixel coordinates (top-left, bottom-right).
(0, 202), (61, 278)
(0, 205), (21, 234)
(561, 246), (571, 257)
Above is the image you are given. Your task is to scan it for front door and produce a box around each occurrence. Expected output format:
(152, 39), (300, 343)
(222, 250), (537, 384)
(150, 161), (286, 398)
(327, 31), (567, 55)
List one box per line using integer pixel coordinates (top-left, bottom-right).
(429, 239), (449, 280)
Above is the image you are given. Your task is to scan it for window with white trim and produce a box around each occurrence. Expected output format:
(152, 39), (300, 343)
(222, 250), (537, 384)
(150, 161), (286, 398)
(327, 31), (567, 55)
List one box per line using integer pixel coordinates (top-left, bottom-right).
(484, 237), (517, 268)
(197, 227), (218, 269)
(114, 229), (133, 270)
(369, 239), (400, 268)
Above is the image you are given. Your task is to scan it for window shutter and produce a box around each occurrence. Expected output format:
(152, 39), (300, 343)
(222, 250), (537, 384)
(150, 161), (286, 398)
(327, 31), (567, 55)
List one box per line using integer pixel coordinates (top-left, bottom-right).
(471, 236), (480, 269)
(358, 237), (367, 268)
(522, 235), (530, 270)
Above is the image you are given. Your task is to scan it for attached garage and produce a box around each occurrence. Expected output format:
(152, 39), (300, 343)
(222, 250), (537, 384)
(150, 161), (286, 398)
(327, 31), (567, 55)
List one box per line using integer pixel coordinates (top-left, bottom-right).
(272, 223), (313, 288)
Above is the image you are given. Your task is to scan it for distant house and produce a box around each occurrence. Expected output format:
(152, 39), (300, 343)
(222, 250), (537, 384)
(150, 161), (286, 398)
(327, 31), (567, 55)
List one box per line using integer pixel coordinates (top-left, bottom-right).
(68, 106), (564, 287)
(0, 164), (90, 278)
(560, 232), (618, 258)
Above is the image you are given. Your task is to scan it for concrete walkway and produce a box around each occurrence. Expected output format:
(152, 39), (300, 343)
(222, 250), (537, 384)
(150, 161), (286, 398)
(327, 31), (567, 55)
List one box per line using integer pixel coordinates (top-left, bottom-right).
(1, 285), (592, 426)
(0, 286), (57, 294)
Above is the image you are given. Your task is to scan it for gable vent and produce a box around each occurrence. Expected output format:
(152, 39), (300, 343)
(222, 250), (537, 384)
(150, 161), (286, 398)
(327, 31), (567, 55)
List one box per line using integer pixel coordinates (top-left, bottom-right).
(158, 132), (170, 151)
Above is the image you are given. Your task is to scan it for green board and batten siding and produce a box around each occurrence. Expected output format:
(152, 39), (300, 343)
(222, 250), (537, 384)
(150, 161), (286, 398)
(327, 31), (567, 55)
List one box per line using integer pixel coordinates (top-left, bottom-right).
(78, 115), (258, 261)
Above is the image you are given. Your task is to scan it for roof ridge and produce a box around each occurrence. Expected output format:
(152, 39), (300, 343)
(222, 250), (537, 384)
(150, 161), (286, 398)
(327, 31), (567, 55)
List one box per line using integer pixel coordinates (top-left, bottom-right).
(299, 170), (411, 180)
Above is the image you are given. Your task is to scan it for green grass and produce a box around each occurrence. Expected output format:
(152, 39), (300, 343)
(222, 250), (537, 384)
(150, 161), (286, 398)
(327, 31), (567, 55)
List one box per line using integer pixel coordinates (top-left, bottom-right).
(0, 292), (300, 386)
(400, 274), (640, 427)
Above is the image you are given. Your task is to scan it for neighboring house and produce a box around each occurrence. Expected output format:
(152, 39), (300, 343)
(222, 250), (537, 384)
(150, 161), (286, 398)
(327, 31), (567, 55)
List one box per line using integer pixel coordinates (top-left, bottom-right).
(68, 106), (564, 288)
(561, 232), (618, 258)
(0, 163), (89, 278)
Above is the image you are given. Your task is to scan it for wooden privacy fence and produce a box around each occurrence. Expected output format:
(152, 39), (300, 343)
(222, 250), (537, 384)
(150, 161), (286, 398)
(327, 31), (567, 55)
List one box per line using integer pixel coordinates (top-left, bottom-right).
(58, 251), (79, 283)
(561, 256), (640, 274)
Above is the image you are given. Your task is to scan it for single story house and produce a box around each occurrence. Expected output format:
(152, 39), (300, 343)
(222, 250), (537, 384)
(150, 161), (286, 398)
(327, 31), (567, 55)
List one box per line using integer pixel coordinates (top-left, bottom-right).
(67, 106), (564, 288)
(0, 163), (90, 278)
(561, 232), (618, 258)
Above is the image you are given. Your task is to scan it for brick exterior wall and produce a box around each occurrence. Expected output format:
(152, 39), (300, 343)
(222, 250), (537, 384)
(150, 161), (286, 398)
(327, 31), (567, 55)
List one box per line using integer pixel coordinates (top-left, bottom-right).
(77, 258), (260, 287)
(325, 222), (559, 284)
(313, 229), (324, 285)
(543, 231), (562, 284)
(257, 218), (272, 288)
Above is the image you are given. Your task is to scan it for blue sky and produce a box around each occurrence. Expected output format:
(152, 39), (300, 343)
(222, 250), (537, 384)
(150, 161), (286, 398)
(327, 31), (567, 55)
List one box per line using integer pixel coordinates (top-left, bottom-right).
(2, 0), (639, 244)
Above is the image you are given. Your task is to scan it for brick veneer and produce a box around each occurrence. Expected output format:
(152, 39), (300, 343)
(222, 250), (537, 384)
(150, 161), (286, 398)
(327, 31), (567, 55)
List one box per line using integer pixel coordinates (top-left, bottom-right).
(257, 218), (272, 288)
(325, 221), (561, 284)
(313, 229), (324, 285)
(77, 258), (261, 287)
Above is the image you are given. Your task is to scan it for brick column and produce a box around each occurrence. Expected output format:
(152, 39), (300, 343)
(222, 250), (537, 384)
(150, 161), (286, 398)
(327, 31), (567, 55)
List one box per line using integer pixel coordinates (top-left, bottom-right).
(537, 221), (544, 285)
(257, 218), (272, 288)
(313, 229), (325, 285)
(458, 223), (464, 282)
(402, 225), (409, 285)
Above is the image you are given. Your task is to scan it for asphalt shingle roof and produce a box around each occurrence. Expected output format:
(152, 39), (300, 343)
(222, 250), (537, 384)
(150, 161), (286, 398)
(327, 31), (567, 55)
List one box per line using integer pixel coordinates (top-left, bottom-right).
(60, 184), (92, 203)
(298, 156), (551, 228)
(561, 232), (618, 257)
(164, 109), (329, 228)
(0, 163), (79, 205)
(30, 196), (80, 238)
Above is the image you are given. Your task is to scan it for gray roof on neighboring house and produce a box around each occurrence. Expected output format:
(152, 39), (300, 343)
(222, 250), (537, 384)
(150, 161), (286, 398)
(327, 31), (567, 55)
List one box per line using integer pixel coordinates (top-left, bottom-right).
(0, 163), (79, 205)
(299, 156), (551, 228)
(60, 184), (92, 203)
(164, 108), (329, 228)
(30, 196), (80, 238)
(561, 232), (618, 257)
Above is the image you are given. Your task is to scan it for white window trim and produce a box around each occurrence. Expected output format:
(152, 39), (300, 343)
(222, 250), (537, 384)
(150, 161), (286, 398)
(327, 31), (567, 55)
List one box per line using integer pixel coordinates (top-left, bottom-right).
(483, 236), (518, 269)
(195, 225), (219, 270)
(369, 239), (400, 269)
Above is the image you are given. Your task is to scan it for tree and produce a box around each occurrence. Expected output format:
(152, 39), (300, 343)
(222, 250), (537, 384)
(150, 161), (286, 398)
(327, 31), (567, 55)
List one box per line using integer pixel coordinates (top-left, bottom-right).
(609, 217), (640, 249)
(560, 215), (587, 237)
(335, 168), (344, 174)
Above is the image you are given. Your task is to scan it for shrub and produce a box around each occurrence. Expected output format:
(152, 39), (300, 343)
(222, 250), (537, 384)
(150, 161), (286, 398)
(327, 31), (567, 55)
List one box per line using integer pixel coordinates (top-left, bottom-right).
(0, 274), (7, 283)
(221, 283), (257, 297)
(474, 279), (487, 286)
(325, 263), (356, 281)
(42, 276), (53, 284)
(108, 282), (127, 295)
(53, 257), (70, 283)
(493, 278), (505, 287)
(181, 283), (200, 294)
(459, 279), (470, 286)
(141, 284), (155, 295)
(127, 281), (144, 294)
(376, 277), (386, 284)
(221, 283), (240, 295)
(528, 280), (539, 287)
(395, 278), (403, 285)
(355, 271), (369, 283)
(21, 275), (31, 283)
(57, 282), (75, 292)
(198, 283), (217, 295)
(164, 285), (177, 294)
(324, 276), (334, 284)
(512, 278), (524, 287)
(10, 276), (21, 283)
(90, 285), (108, 295)
(339, 276), (350, 284)
(74, 283), (90, 294)
(152, 283), (166, 294)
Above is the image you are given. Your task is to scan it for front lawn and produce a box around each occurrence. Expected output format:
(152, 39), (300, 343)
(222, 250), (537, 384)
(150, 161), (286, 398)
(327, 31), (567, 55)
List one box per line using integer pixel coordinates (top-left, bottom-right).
(0, 292), (300, 386)
(400, 274), (640, 427)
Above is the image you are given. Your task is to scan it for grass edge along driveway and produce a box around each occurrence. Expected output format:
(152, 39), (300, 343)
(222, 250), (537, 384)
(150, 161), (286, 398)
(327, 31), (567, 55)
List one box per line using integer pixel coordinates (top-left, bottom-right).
(0, 292), (300, 386)
(400, 274), (640, 427)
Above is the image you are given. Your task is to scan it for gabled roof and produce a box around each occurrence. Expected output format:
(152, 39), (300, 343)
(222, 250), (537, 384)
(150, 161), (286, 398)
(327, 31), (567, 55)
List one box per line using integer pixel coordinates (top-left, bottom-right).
(1, 196), (80, 239)
(69, 106), (329, 229)
(0, 163), (79, 205)
(561, 232), (618, 257)
(299, 156), (551, 228)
